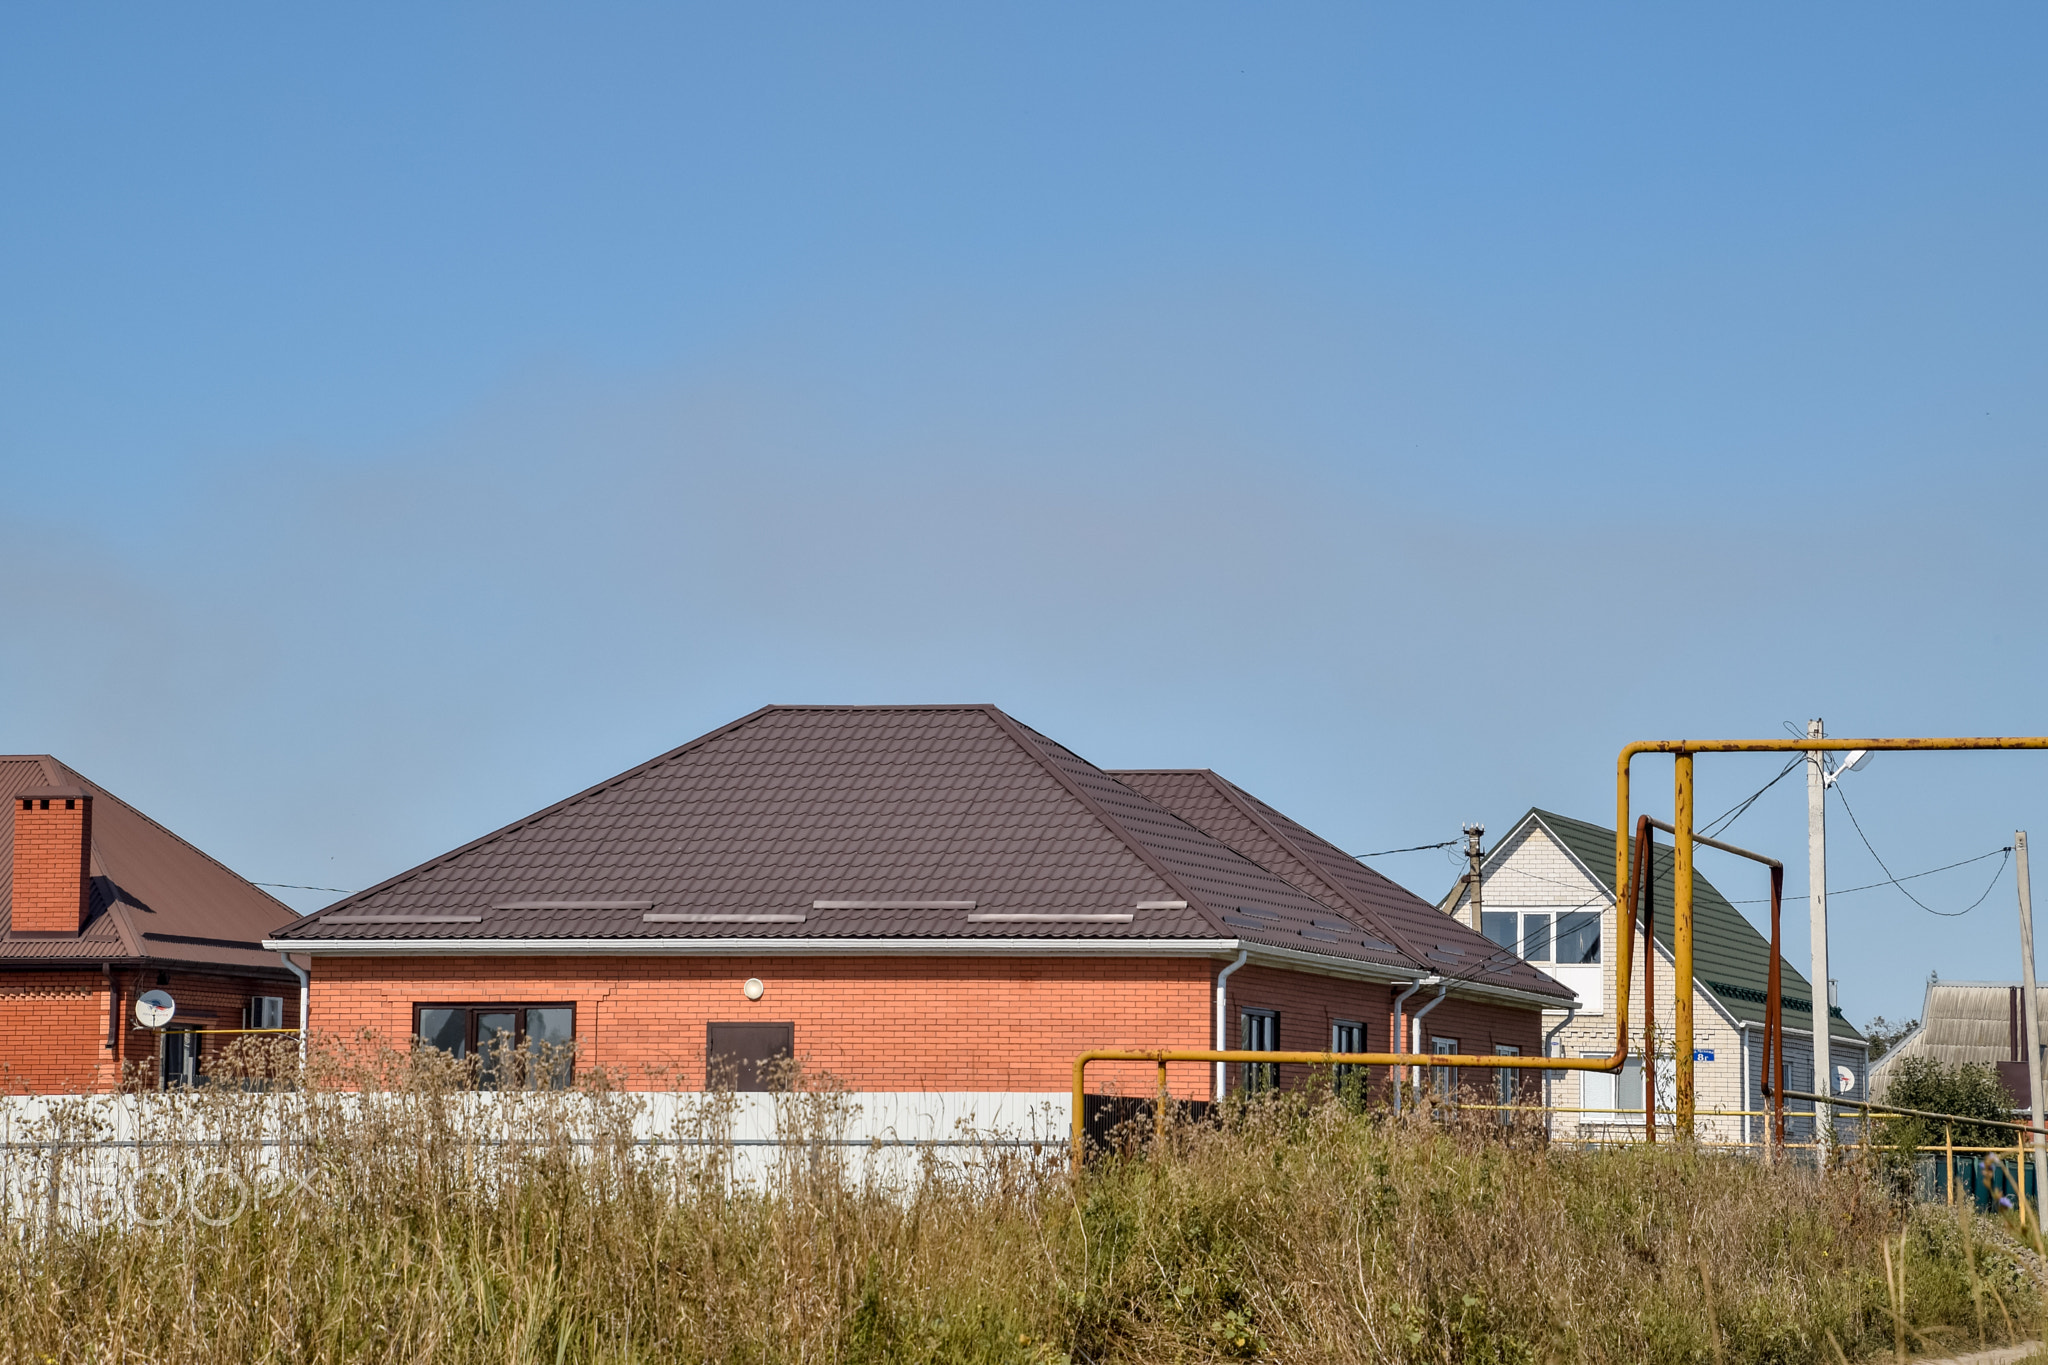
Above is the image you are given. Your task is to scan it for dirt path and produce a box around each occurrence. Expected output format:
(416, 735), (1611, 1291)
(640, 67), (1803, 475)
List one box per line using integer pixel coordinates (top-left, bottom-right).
(1910, 1343), (2040, 1364)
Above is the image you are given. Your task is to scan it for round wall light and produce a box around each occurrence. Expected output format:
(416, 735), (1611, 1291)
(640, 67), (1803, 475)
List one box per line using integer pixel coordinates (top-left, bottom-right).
(743, 977), (765, 1001)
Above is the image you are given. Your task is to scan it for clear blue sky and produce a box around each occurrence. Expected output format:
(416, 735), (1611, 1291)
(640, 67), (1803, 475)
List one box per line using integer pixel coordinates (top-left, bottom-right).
(4, 5), (2044, 1025)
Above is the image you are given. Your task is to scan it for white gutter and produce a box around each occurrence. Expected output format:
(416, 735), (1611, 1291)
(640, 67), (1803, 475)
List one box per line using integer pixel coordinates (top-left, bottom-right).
(264, 935), (1244, 959)
(1213, 949), (1250, 1100)
(259, 933), (1572, 1011)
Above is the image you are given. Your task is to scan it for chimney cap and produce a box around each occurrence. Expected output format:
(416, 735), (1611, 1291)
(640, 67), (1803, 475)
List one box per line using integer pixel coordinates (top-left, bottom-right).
(16, 787), (89, 801)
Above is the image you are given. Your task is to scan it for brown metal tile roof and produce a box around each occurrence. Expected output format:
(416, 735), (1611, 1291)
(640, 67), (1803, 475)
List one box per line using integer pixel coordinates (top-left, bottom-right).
(1111, 770), (1573, 1002)
(1, 756), (297, 974)
(276, 706), (1556, 1000)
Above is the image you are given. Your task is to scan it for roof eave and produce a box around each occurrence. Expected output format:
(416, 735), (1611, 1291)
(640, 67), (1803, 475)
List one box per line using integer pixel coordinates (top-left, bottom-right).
(264, 935), (1252, 959)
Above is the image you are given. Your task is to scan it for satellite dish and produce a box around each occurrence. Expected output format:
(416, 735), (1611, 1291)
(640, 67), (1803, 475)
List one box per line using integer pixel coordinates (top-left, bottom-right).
(135, 990), (176, 1029)
(1834, 1063), (1856, 1095)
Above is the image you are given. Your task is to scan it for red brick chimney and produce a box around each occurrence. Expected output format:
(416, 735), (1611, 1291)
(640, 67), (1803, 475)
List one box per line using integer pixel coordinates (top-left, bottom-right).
(11, 788), (93, 934)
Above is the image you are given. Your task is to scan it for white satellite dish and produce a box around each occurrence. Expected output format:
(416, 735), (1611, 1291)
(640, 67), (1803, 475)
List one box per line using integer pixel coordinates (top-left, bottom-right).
(1834, 1063), (1856, 1095)
(135, 990), (176, 1029)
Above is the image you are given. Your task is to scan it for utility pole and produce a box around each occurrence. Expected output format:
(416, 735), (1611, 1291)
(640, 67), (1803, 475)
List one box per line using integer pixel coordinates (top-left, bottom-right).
(2017, 831), (2045, 1228)
(1464, 825), (1486, 932)
(1807, 718), (1833, 1155)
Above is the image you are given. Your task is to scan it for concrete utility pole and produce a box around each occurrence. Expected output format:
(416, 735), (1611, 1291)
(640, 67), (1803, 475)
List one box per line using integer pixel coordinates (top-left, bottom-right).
(1808, 718), (1833, 1153)
(2017, 831), (2046, 1228)
(1464, 824), (1486, 933)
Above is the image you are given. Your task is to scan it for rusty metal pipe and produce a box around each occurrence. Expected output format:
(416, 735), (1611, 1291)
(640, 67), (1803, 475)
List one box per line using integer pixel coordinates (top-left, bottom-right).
(1618, 737), (2048, 1141)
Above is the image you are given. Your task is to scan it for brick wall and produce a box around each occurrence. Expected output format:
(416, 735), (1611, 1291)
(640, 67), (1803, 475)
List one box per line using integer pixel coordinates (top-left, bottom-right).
(310, 954), (1548, 1102)
(0, 966), (300, 1094)
(10, 794), (91, 933)
(313, 955), (1216, 1096)
(1222, 965), (1544, 1104)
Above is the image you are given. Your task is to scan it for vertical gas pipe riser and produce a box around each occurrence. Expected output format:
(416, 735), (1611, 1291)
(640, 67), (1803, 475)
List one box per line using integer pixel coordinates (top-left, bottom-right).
(1673, 752), (1696, 1138)
(1636, 816), (1656, 1144)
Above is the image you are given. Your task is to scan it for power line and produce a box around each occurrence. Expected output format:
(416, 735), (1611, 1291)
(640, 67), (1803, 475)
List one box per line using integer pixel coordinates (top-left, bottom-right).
(1831, 784), (2012, 918)
(254, 881), (352, 893)
(1700, 755), (1804, 839)
(1728, 846), (2011, 904)
(1353, 839), (1460, 859)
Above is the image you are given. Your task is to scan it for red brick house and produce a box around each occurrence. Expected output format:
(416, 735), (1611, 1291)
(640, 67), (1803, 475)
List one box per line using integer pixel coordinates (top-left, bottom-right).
(268, 706), (1570, 1100)
(2, 756), (302, 1093)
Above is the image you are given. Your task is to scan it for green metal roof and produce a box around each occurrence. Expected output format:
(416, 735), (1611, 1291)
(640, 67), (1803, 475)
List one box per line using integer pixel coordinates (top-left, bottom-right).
(1512, 809), (1862, 1043)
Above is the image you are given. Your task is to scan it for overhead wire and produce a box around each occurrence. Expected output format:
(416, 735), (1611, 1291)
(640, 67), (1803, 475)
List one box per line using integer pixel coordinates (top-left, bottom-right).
(1830, 784), (2012, 918)
(254, 881), (352, 893)
(1352, 839), (1460, 859)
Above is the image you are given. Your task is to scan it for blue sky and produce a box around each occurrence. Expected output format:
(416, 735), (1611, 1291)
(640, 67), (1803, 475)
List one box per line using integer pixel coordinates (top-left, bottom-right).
(3, 5), (2044, 1024)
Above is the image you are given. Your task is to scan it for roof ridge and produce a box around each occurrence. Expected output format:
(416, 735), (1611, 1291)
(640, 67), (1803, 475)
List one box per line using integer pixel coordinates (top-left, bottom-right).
(976, 711), (1231, 935)
(1198, 773), (1433, 964)
(304, 705), (788, 920)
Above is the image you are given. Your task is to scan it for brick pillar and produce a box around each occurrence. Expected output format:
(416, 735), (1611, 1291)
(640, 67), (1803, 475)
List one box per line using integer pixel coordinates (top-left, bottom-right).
(10, 789), (93, 933)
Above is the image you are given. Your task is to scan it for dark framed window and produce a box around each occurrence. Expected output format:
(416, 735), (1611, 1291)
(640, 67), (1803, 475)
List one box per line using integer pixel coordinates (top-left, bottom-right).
(1240, 1008), (1279, 1094)
(706, 1022), (795, 1091)
(1554, 911), (1601, 964)
(414, 1003), (576, 1087)
(1431, 1036), (1460, 1100)
(1331, 1020), (1366, 1098)
(161, 1028), (203, 1090)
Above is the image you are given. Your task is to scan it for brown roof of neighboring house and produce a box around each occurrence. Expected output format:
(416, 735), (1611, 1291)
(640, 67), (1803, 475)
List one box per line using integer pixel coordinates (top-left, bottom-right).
(269, 705), (1571, 1006)
(1, 756), (298, 975)
(1112, 770), (1567, 1000)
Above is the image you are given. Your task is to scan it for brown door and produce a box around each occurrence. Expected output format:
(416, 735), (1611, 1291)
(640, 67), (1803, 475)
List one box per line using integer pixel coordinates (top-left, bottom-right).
(706, 1022), (794, 1091)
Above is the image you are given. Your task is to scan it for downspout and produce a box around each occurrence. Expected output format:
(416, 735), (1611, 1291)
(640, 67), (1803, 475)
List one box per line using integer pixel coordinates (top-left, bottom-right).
(279, 952), (310, 1063)
(1409, 979), (1449, 1101)
(1542, 1007), (1578, 1138)
(1213, 949), (1249, 1100)
(1390, 978), (1425, 1116)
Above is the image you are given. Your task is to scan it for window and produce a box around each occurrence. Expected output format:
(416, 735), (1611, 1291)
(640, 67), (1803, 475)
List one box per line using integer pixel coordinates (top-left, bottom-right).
(1579, 1052), (1643, 1119)
(1241, 1009), (1279, 1094)
(161, 1028), (202, 1089)
(1481, 911), (1558, 963)
(245, 996), (285, 1030)
(1481, 912), (1518, 951)
(1432, 1036), (1460, 1099)
(1494, 1044), (1520, 1117)
(1554, 912), (1601, 965)
(705, 1022), (795, 1091)
(414, 1004), (576, 1087)
(1332, 1020), (1366, 1098)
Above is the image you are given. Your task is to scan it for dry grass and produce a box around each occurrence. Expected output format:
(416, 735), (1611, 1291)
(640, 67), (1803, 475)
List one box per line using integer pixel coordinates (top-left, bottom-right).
(1, 1037), (2042, 1364)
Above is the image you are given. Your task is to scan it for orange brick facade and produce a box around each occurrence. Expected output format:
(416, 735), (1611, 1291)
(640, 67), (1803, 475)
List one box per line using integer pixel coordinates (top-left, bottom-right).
(0, 966), (301, 1094)
(10, 795), (92, 933)
(311, 954), (1546, 1099)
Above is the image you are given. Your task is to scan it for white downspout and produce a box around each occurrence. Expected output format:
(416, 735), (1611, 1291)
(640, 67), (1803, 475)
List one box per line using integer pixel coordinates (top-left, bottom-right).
(1214, 949), (1249, 1100)
(1390, 978), (1425, 1116)
(279, 952), (309, 1063)
(1542, 1008), (1577, 1139)
(1409, 981), (1449, 1099)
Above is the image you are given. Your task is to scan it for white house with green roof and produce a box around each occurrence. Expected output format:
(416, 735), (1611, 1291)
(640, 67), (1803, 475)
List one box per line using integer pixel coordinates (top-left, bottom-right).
(1441, 809), (1866, 1144)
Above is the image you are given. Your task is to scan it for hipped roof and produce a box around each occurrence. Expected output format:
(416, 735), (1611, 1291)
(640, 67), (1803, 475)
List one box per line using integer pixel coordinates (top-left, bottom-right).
(273, 705), (1571, 1006)
(0, 756), (297, 974)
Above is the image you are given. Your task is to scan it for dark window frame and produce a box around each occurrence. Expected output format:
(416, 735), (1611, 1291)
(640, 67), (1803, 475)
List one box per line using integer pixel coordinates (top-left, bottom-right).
(1240, 1008), (1280, 1094)
(412, 1002), (577, 1086)
(1331, 1019), (1367, 1097)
